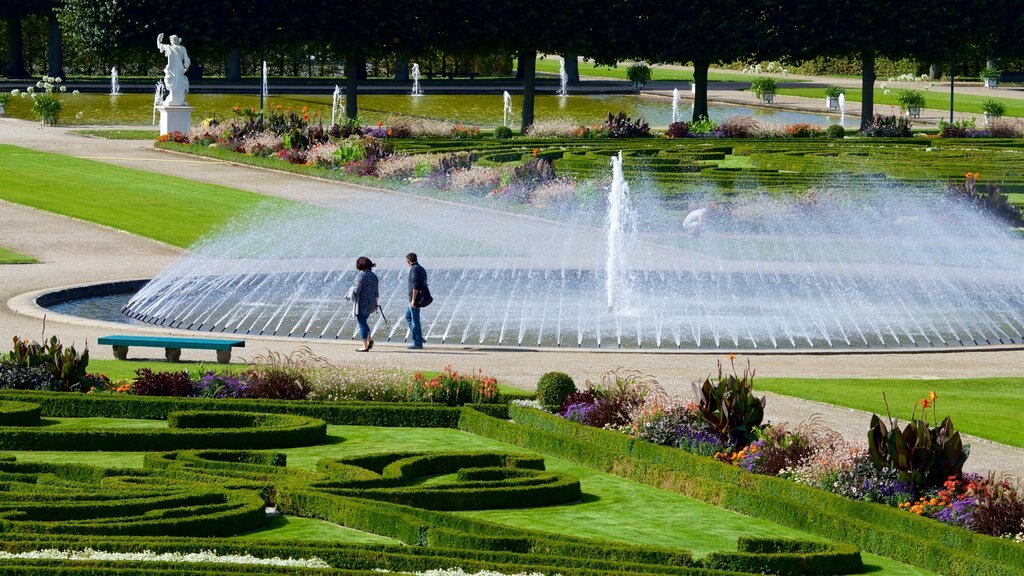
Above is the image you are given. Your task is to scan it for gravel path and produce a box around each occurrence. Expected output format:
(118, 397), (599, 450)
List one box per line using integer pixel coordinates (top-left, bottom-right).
(1, 117), (1021, 479)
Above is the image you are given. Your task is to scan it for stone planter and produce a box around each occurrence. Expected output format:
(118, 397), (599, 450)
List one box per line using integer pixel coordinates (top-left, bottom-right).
(39, 113), (57, 127)
(0, 103), (5, 117)
(827, 96), (840, 111)
(760, 91), (775, 104)
(907, 106), (921, 119)
(985, 77), (998, 89)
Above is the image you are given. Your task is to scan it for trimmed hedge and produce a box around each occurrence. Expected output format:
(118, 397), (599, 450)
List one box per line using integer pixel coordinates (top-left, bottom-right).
(703, 538), (863, 575)
(0, 390), (462, 427)
(458, 406), (1024, 576)
(0, 401), (40, 427)
(0, 410), (326, 451)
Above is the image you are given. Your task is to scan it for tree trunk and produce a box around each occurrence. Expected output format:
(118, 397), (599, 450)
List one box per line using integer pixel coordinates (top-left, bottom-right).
(358, 56), (368, 80)
(3, 15), (29, 79)
(691, 60), (709, 122)
(860, 51), (876, 130)
(225, 48), (242, 82)
(564, 53), (579, 85)
(520, 49), (536, 131)
(515, 52), (529, 80)
(929, 63), (940, 80)
(394, 54), (409, 81)
(345, 53), (360, 120)
(47, 14), (64, 79)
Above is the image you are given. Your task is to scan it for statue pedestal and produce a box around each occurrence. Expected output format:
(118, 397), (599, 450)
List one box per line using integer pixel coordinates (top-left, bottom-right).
(157, 105), (192, 136)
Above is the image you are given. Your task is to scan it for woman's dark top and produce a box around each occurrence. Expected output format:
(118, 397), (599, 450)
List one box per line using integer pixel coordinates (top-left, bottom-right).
(353, 270), (379, 316)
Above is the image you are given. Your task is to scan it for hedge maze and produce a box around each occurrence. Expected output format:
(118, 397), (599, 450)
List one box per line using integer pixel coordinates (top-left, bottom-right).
(391, 137), (1024, 207)
(0, 391), (1020, 576)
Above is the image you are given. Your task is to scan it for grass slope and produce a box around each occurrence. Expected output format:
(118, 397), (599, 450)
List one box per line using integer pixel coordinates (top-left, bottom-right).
(0, 144), (291, 247)
(532, 58), (766, 83)
(776, 87), (1024, 118)
(0, 246), (37, 264)
(72, 129), (161, 140)
(759, 377), (1024, 448)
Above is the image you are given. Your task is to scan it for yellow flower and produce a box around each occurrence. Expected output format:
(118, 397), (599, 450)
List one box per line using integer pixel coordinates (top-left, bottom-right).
(928, 391), (937, 402)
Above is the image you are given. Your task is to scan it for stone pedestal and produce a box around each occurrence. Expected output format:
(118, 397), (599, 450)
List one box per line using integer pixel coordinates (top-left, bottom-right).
(157, 105), (193, 136)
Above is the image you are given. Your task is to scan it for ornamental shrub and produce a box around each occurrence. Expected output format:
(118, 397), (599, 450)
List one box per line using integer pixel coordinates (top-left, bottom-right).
(826, 124), (845, 139)
(0, 361), (59, 391)
(536, 372), (576, 411)
(244, 366), (309, 400)
(860, 114), (912, 137)
(665, 122), (691, 138)
(494, 126), (513, 139)
(132, 368), (195, 397)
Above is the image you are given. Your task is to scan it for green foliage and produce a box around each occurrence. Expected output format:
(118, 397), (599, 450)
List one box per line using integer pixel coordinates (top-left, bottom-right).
(493, 126), (513, 140)
(332, 140), (366, 164)
(867, 396), (969, 490)
(410, 366), (500, 406)
(693, 360), (765, 446)
(825, 124), (845, 139)
(981, 67), (1001, 80)
(895, 89), (926, 110)
(535, 372), (576, 411)
(5, 336), (89, 391)
(0, 401), (41, 427)
(824, 85), (845, 98)
(626, 63), (653, 87)
(860, 115), (912, 137)
(703, 537), (863, 575)
(982, 99), (1007, 117)
(749, 76), (777, 98)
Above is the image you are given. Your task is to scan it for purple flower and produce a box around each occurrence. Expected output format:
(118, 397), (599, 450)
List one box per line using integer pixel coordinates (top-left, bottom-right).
(562, 401), (597, 425)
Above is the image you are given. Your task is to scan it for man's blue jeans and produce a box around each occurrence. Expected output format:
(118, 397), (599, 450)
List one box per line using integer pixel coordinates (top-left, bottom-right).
(405, 306), (423, 347)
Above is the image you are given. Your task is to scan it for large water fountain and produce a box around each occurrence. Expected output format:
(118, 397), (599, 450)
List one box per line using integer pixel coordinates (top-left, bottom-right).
(109, 160), (1024, 350)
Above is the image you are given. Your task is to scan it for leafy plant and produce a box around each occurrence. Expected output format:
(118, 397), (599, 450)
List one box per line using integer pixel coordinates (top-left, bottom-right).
(17, 76), (73, 125)
(604, 111), (650, 138)
(826, 124), (845, 139)
(493, 126), (513, 140)
(896, 89), (925, 111)
(980, 67), (1001, 81)
(512, 157), (556, 185)
(0, 362), (59, 391)
(411, 365), (499, 405)
(860, 114), (912, 137)
(0, 92), (10, 107)
(665, 122), (691, 138)
(689, 115), (718, 135)
(939, 118), (977, 138)
(867, 392), (969, 491)
(332, 140), (366, 164)
(536, 372), (576, 411)
(244, 366), (309, 400)
(749, 77), (777, 99)
(824, 85), (845, 98)
(5, 335), (89, 391)
(131, 369), (194, 397)
(693, 359), (766, 447)
(981, 99), (1006, 118)
(785, 123), (824, 138)
(626, 63), (652, 88)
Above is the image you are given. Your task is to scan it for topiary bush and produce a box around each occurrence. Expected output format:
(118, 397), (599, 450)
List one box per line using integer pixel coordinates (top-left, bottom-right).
(826, 124), (845, 139)
(536, 372), (576, 411)
(494, 126), (513, 140)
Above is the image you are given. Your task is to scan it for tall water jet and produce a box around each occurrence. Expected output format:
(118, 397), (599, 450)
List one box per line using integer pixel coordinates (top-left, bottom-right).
(411, 63), (422, 96)
(557, 58), (568, 97)
(671, 88), (680, 123)
(838, 93), (846, 127)
(151, 81), (164, 126)
(331, 85), (343, 125)
(502, 91), (513, 127)
(261, 61), (269, 99)
(110, 67), (120, 95)
(606, 151), (637, 312)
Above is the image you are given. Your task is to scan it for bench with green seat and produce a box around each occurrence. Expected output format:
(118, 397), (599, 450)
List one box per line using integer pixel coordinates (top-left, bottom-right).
(97, 335), (245, 363)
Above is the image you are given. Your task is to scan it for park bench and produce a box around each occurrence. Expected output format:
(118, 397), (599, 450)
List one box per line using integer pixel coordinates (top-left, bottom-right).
(97, 335), (245, 363)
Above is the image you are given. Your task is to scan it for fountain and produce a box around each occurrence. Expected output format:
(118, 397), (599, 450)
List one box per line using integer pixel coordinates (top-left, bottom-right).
(110, 67), (120, 95)
(557, 58), (568, 97)
(261, 61), (269, 98)
(671, 88), (680, 123)
(411, 63), (422, 96)
(151, 81), (164, 126)
(502, 91), (513, 127)
(102, 163), (1024, 350)
(331, 85), (343, 125)
(838, 93), (846, 127)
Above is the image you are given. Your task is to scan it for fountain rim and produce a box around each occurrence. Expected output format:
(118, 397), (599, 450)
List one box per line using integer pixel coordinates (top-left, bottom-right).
(16, 280), (1024, 356)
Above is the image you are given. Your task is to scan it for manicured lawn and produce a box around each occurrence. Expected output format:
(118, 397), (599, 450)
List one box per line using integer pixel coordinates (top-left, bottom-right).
(236, 514), (398, 544)
(14, 420), (931, 574)
(758, 377), (1024, 448)
(87, 359), (238, 382)
(0, 144), (293, 247)
(532, 58), (765, 83)
(0, 246), (37, 264)
(775, 86), (1024, 118)
(72, 129), (161, 140)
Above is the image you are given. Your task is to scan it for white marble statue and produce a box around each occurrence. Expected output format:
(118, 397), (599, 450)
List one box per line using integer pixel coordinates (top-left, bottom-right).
(156, 33), (190, 106)
(683, 207), (707, 235)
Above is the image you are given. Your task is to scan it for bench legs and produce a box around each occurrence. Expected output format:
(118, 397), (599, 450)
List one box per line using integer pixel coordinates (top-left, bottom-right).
(165, 348), (182, 362)
(110, 344), (232, 363)
(112, 345), (128, 360)
(216, 349), (232, 364)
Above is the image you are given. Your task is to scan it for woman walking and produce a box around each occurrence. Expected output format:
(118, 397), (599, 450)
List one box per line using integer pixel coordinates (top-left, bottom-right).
(349, 256), (379, 352)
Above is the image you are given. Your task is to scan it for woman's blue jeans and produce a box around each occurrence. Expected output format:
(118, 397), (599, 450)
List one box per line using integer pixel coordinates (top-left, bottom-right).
(356, 313), (371, 340)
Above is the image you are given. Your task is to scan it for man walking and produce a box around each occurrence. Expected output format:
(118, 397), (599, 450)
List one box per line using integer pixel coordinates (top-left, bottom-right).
(405, 252), (427, 349)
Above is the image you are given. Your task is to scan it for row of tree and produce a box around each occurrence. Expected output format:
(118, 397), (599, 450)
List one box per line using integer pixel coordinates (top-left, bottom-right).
(4, 0), (1023, 128)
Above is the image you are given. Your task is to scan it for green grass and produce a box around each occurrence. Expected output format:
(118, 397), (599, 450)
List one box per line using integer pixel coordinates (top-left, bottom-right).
(87, 359), (239, 382)
(72, 129), (161, 140)
(0, 246), (37, 264)
(0, 144), (293, 247)
(775, 87), (1024, 118)
(14, 421), (929, 574)
(236, 514), (398, 544)
(759, 377), (1024, 448)
(532, 58), (764, 83)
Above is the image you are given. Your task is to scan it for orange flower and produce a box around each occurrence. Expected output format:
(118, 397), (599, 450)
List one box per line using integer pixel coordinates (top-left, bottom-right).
(729, 353), (736, 361)
(532, 148), (539, 157)
(920, 398), (931, 410)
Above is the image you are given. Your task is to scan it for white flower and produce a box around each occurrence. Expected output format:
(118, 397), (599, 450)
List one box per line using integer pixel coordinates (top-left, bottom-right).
(0, 549), (331, 569)
(72, 90), (80, 95)
(54, 77), (62, 83)
(10, 89), (19, 96)
(60, 86), (67, 93)
(35, 81), (42, 88)
(75, 112), (84, 119)
(27, 87), (35, 94)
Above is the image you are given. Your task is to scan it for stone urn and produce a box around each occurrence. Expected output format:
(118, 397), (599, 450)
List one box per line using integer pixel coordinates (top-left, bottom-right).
(985, 77), (998, 89)
(760, 91), (775, 104)
(907, 106), (921, 119)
